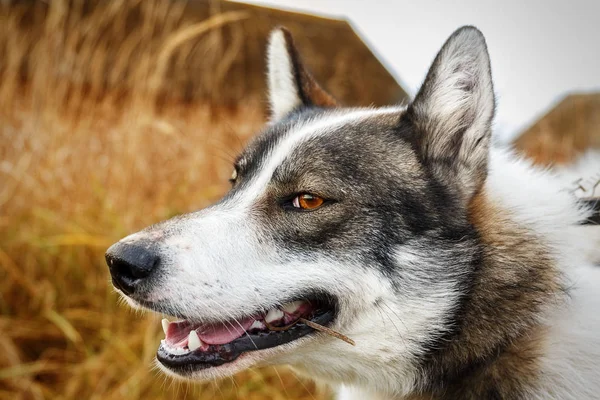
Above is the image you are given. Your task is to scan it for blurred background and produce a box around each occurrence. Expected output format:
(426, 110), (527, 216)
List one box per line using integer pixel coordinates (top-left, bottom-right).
(0, 1), (598, 399)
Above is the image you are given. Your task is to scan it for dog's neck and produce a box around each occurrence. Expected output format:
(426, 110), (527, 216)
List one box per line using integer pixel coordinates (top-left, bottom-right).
(413, 149), (586, 399)
(416, 191), (563, 398)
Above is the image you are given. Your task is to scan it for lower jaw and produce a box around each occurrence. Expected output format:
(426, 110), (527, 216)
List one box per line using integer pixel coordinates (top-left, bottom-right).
(156, 309), (335, 374)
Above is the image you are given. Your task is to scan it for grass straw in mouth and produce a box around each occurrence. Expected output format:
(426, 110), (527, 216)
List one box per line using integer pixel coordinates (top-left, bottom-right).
(298, 318), (355, 346)
(264, 317), (355, 346)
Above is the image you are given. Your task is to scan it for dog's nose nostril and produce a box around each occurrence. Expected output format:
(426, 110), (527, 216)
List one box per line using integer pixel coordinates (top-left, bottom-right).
(105, 242), (160, 296)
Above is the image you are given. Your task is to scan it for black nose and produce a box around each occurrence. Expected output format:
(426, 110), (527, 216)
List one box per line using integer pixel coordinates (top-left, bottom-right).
(105, 241), (160, 295)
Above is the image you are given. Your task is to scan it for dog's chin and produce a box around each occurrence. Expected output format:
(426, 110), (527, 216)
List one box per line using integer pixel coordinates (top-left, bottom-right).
(120, 292), (339, 380)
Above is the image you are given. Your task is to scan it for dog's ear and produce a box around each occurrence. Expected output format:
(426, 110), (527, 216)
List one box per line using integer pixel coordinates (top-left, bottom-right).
(266, 27), (337, 121)
(408, 26), (495, 205)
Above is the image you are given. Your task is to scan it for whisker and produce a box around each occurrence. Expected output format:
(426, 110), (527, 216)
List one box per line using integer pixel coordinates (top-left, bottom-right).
(377, 302), (408, 347)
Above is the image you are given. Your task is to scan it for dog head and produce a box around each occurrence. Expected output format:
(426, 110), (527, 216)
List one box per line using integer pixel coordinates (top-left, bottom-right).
(106, 26), (494, 393)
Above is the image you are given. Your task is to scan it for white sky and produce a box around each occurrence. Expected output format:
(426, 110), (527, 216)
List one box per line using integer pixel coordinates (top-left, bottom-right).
(239, 0), (600, 142)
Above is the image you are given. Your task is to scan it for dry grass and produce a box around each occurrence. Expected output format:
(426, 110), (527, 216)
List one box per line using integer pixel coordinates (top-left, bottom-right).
(0, 1), (330, 399)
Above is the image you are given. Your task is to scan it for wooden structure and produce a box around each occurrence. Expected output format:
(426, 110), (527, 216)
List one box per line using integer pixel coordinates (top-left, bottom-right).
(514, 93), (600, 166)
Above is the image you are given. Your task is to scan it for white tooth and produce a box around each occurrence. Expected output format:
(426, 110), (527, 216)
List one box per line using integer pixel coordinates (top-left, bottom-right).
(161, 318), (169, 335)
(250, 320), (265, 330)
(282, 301), (304, 314)
(265, 308), (284, 323)
(188, 330), (202, 351)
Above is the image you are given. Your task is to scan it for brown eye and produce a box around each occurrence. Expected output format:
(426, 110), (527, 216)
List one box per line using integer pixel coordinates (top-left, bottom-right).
(292, 194), (325, 210)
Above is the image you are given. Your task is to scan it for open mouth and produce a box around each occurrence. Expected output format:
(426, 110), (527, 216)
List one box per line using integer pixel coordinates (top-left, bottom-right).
(156, 299), (336, 373)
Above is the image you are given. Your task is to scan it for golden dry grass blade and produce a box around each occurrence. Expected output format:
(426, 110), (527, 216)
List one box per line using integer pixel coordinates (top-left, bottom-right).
(0, 247), (39, 298)
(149, 10), (249, 93)
(0, 362), (62, 380)
(43, 310), (84, 345)
(298, 318), (356, 346)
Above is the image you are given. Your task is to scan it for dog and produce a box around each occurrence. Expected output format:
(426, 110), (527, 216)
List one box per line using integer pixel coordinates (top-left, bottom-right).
(105, 26), (600, 399)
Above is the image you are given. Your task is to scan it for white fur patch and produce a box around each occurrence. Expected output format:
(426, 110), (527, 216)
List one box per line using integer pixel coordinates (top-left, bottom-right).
(267, 29), (302, 121)
(531, 264), (600, 400)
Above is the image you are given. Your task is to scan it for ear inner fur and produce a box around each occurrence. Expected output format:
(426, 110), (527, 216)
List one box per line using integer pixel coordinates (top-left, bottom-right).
(407, 26), (495, 207)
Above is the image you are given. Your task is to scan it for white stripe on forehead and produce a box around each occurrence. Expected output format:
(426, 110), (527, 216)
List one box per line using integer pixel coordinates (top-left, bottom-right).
(231, 107), (402, 209)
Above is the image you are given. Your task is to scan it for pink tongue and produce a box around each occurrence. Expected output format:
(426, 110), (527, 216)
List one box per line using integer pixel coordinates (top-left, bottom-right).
(197, 317), (255, 345)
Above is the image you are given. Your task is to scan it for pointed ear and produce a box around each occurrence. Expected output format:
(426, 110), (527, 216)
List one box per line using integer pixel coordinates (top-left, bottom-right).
(266, 27), (337, 121)
(408, 26), (495, 205)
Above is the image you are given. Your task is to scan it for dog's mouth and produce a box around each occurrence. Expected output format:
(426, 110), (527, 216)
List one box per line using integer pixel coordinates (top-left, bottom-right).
(156, 298), (336, 374)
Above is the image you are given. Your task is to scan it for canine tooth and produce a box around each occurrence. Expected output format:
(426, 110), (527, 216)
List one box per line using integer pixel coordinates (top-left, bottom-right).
(282, 301), (304, 314)
(188, 330), (202, 351)
(161, 318), (169, 335)
(265, 308), (284, 323)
